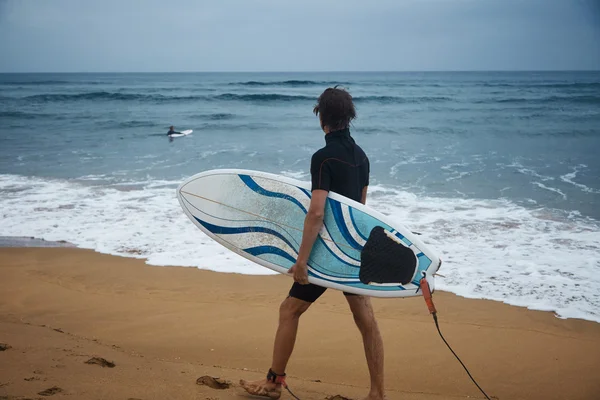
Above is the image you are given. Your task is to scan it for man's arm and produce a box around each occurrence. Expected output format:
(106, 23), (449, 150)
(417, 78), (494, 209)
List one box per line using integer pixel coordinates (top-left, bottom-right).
(288, 189), (328, 284)
(361, 186), (368, 205)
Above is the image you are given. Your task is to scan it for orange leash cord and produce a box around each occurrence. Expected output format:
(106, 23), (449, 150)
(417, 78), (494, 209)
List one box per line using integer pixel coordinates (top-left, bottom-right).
(419, 275), (492, 400)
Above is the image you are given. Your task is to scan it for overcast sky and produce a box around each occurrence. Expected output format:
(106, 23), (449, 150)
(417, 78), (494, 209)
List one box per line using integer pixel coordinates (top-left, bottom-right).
(0, 0), (599, 72)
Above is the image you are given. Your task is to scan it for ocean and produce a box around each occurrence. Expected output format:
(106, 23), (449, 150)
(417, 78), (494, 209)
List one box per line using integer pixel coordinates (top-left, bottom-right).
(1, 71), (599, 322)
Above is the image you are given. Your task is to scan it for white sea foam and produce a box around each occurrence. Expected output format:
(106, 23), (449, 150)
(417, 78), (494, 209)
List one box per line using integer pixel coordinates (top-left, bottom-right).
(517, 168), (555, 181)
(366, 184), (600, 322)
(506, 160), (556, 182)
(389, 155), (441, 176)
(439, 162), (480, 181)
(1, 174), (599, 323)
(560, 164), (600, 194)
(532, 182), (567, 199)
(0, 174), (274, 275)
(280, 170), (310, 180)
(445, 171), (471, 181)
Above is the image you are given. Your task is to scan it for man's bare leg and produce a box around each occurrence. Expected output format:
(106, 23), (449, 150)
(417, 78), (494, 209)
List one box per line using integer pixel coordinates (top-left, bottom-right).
(240, 296), (311, 399)
(346, 295), (385, 400)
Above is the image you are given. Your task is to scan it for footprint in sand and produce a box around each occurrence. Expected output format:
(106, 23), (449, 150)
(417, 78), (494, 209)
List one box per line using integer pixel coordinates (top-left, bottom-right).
(196, 376), (231, 389)
(38, 386), (63, 396)
(84, 357), (115, 368)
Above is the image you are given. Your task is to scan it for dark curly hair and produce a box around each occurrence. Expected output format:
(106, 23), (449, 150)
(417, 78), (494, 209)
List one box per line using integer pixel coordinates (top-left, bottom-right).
(313, 86), (356, 131)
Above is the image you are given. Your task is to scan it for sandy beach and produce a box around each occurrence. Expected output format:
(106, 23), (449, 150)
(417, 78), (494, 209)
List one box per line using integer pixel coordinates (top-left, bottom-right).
(1, 247), (599, 400)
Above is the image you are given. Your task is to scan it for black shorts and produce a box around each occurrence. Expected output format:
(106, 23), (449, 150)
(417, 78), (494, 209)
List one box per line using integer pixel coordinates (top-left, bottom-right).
(289, 282), (356, 303)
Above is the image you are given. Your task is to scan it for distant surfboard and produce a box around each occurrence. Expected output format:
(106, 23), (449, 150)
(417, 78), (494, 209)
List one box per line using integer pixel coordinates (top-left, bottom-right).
(169, 129), (192, 138)
(177, 169), (442, 297)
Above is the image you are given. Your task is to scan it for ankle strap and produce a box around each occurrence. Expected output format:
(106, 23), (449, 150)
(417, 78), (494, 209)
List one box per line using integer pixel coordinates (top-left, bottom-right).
(267, 368), (287, 385)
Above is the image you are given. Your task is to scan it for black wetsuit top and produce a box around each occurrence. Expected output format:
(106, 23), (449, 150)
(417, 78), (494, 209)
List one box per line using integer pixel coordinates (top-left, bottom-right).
(310, 128), (370, 201)
(289, 127), (370, 302)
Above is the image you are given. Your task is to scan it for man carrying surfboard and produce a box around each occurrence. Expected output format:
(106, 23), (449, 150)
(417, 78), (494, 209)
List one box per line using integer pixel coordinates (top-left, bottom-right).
(240, 87), (385, 400)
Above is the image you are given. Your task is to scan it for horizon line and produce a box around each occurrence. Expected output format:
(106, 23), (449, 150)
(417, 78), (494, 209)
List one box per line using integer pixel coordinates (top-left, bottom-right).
(1, 69), (599, 74)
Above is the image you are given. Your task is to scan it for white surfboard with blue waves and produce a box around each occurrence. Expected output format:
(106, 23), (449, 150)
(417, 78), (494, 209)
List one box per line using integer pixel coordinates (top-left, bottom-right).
(177, 169), (441, 297)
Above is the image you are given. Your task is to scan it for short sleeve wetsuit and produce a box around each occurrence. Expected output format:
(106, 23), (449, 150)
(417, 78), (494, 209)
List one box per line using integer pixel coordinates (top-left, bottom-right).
(288, 127), (370, 302)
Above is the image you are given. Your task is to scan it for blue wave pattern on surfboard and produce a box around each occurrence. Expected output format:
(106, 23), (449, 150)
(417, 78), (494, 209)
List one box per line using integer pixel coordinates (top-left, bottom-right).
(188, 173), (432, 292)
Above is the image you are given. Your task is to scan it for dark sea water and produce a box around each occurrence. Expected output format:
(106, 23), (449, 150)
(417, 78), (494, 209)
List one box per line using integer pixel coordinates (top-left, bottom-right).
(1, 71), (599, 322)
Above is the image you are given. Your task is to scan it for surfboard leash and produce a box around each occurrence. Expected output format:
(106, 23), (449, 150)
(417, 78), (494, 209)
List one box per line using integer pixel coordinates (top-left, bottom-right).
(284, 384), (301, 400)
(270, 277), (492, 400)
(419, 275), (492, 400)
(267, 369), (302, 400)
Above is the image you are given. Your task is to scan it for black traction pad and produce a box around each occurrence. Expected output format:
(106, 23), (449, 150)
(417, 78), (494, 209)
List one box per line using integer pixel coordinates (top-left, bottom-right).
(359, 226), (417, 285)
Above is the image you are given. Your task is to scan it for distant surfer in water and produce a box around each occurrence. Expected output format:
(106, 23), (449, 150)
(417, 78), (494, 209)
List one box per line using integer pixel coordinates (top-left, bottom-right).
(167, 126), (180, 136)
(240, 88), (384, 400)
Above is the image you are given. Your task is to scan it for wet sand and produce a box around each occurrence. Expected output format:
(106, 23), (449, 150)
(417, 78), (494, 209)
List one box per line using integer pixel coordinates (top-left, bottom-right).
(1, 248), (599, 400)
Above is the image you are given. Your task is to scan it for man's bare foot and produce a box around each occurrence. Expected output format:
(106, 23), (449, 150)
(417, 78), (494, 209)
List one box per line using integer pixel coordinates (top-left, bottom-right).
(361, 392), (386, 400)
(239, 378), (282, 399)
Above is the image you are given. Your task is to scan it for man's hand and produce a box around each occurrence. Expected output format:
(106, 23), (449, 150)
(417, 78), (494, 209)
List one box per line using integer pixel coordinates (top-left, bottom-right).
(287, 189), (326, 286)
(288, 262), (309, 285)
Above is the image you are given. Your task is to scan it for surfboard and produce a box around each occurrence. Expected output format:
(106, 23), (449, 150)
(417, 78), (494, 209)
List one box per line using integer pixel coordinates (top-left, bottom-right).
(177, 169), (442, 297)
(169, 129), (193, 138)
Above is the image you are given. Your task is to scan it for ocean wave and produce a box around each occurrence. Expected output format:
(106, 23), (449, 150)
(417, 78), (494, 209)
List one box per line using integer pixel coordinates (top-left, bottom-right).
(0, 111), (52, 118)
(20, 92), (313, 103)
(0, 110), (87, 121)
(19, 91), (595, 105)
(232, 80), (348, 87)
(484, 95), (600, 105)
(199, 122), (274, 131)
(234, 81), (446, 89)
(20, 92), (223, 103)
(1, 80), (104, 86)
(188, 113), (236, 121)
(532, 182), (567, 199)
(1, 174), (599, 323)
(207, 113), (236, 120)
(481, 82), (600, 89)
(214, 93), (443, 103)
(560, 164), (600, 194)
(354, 95), (452, 103)
(215, 93), (313, 102)
(118, 120), (157, 128)
(24, 92), (155, 102)
(13, 91), (455, 105)
(216, 94), (452, 104)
